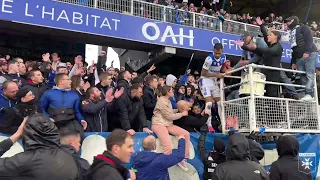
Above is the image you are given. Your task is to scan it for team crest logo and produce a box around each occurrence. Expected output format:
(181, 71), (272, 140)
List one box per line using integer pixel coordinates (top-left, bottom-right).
(298, 153), (317, 174)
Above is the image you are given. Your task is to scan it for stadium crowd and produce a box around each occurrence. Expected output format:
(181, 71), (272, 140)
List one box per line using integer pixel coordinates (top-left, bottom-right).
(146, 0), (320, 38)
(0, 42), (315, 179)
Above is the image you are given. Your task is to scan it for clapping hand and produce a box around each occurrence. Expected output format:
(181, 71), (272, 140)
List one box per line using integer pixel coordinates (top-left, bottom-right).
(105, 88), (114, 103)
(114, 87), (124, 99)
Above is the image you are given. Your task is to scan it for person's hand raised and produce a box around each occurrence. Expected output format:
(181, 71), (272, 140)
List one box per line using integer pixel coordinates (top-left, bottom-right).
(147, 64), (156, 73)
(114, 87), (124, 99)
(256, 17), (263, 25)
(235, 40), (244, 47)
(105, 88), (114, 103)
(42, 53), (50, 62)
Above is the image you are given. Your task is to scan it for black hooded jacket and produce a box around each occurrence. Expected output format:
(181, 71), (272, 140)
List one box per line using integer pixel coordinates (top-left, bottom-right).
(213, 133), (269, 180)
(198, 132), (226, 180)
(0, 103), (41, 134)
(61, 145), (90, 179)
(87, 151), (129, 180)
(248, 139), (265, 163)
(0, 114), (80, 180)
(269, 136), (312, 180)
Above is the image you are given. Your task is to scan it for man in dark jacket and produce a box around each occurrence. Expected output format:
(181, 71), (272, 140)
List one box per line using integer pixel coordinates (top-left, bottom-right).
(142, 75), (158, 128)
(81, 87), (123, 132)
(132, 135), (186, 180)
(0, 80), (18, 122)
(117, 70), (132, 92)
(87, 129), (134, 180)
(247, 132), (265, 163)
(198, 129), (226, 180)
(175, 100), (209, 132)
(110, 83), (152, 135)
(40, 73), (87, 137)
(212, 133), (269, 180)
(285, 16), (319, 101)
(2, 60), (27, 86)
(60, 130), (90, 179)
(0, 114), (80, 180)
(0, 87), (41, 134)
(95, 72), (113, 99)
(269, 135), (312, 180)
(23, 69), (54, 103)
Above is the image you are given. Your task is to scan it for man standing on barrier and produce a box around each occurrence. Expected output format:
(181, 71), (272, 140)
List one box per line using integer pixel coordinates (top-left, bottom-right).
(285, 16), (318, 101)
(200, 43), (226, 132)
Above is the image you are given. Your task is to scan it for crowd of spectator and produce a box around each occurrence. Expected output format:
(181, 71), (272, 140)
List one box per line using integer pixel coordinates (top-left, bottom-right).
(0, 48), (315, 179)
(143, 0), (320, 38)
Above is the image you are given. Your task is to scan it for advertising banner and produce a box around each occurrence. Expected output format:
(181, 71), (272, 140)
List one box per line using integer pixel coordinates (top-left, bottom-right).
(1, 132), (319, 180)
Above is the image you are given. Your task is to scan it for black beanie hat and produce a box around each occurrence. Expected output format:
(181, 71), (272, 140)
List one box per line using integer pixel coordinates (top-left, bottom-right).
(16, 87), (31, 102)
(214, 138), (226, 153)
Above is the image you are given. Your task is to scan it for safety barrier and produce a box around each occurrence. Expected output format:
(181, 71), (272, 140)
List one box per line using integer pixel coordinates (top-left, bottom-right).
(54, 0), (320, 47)
(1, 132), (320, 179)
(220, 64), (320, 134)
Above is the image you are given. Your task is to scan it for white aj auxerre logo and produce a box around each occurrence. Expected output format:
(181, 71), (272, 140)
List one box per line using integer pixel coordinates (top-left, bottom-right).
(298, 152), (317, 174)
(141, 22), (194, 47)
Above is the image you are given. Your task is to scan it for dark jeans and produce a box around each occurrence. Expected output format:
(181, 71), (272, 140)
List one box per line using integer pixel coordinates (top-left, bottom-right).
(263, 69), (280, 97)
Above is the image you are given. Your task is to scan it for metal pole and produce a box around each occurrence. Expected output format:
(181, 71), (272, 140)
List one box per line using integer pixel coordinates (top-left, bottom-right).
(220, 77), (226, 134)
(248, 65), (257, 132)
(130, 0), (134, 15)
(313, 73), (320, 131)
(94, 0), (97, 8)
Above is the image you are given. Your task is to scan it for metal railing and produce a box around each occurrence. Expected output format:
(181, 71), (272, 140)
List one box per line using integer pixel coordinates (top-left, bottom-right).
(220, 64), (320, 134)
(55, 0), (320, 48)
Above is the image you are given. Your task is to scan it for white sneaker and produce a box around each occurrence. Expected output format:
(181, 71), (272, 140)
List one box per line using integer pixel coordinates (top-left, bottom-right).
(177, 159), (189, 171)
(301, 94), (314, 101)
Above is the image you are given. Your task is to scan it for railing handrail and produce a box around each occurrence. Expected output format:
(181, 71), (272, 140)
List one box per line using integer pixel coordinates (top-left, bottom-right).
(222, 63), (307, 91)
(132, 0), (320, 41)
(250, 64), (306, 74)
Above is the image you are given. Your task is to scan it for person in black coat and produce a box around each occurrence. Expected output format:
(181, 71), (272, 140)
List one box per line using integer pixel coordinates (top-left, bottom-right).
(81, 87), (123, 132)
(0, 114), (80, 180)
(109, 83), (152, 135)
(174, 101), (208, 132)
(269, 135), (312, 180)
(60, 130), (90, 179)
(0, 87), (41, 134)
(198, 127), (226, 180)
(142, 75), (158, 126)
(117, 70), (132, 93)
(212, 133), (269, 180)
(95, 72), (113, 99)
(87, 129), (135, 180)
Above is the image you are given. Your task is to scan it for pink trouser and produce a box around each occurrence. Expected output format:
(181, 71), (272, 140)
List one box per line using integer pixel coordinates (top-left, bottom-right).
(152, 124), (190, 158)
